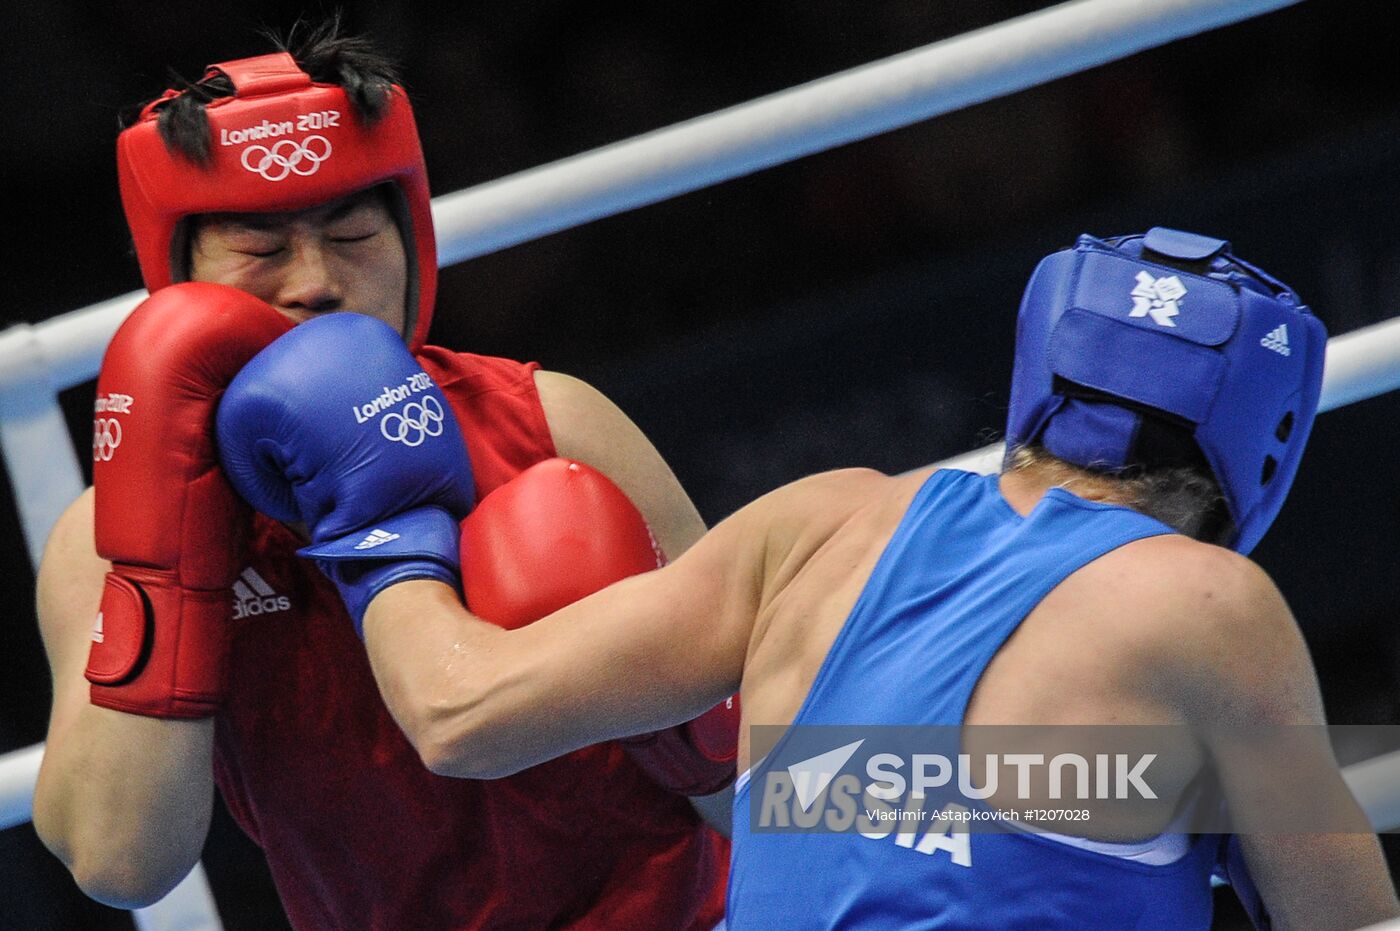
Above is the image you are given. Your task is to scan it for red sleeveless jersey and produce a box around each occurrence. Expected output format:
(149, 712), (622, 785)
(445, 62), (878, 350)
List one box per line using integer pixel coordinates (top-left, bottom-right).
(212, 348), (728, 930)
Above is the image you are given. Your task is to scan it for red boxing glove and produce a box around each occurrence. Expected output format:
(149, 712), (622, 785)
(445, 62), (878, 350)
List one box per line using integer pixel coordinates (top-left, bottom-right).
(85, 283), (291, 717)
(460, 458), (738, 794)
(619, 694), (740, 797)
(461, 458), (663, 630)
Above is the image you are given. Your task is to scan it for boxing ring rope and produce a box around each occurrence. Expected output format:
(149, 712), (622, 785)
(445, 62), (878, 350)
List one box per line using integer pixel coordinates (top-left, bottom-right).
(0, 0), (1315, 569)
(0, 0), (1394, 925)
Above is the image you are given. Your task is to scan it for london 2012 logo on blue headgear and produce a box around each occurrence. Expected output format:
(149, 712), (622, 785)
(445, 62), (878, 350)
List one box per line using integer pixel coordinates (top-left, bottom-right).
(1005, 227), (1326, 554)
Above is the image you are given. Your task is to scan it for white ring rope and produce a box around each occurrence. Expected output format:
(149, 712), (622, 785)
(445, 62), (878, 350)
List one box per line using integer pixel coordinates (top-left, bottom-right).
(431, 0), (1301, 265)
(0, 744), (40, 832)
(0, 0), (1302, 394)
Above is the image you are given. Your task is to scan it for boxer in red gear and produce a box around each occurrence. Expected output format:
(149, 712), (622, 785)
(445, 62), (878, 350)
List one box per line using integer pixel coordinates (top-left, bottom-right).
(32, 21), (731, 930)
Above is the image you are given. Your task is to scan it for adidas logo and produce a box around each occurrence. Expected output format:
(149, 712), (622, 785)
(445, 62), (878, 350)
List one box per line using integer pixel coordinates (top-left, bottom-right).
(354, 528), (401, 550)
(232, 567), (292, 620)
(91, 611), (104, 644)
(1260, 324), (1291, 356)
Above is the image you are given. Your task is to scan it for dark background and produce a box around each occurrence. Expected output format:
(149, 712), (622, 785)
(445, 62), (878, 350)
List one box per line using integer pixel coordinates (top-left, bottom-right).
(2, 1), (1398, 927)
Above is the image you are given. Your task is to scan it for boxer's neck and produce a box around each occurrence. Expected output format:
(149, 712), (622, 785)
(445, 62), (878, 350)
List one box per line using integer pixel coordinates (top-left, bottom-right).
(997, 453), (1138, 517)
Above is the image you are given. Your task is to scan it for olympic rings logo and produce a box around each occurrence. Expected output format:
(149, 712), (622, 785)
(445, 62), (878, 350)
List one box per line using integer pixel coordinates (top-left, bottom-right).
(380, 396), (445, 447)
(240, 136), (332, 181)
(93, 418), (123, 462)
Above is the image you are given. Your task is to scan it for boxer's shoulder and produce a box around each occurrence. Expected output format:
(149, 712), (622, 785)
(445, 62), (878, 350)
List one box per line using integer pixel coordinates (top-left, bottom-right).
(741, 467), (890, 530)
(531, 369), (617, 427)
(732, 468), (894, 583)
(530, 369), (707, 559)
(1094, 533), (1277, 624)
(776, 465), (891, 499)
(1062, 535), (1295, 707)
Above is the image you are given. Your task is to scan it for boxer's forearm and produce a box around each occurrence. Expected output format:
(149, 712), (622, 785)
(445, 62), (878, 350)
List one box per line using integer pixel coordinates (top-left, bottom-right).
(33, 493), (218, 908)
(361, 472), (771, 781)
(363, 580), (519, 776)
(34, 710), (214, 907)
(365, 577), (641, 778)
(364, 576), (725, 780)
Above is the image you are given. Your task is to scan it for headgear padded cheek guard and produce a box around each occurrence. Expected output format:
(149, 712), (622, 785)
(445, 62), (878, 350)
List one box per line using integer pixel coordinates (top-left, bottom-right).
(1005, 228), (1327, 554)
(116, 53), (437, 351)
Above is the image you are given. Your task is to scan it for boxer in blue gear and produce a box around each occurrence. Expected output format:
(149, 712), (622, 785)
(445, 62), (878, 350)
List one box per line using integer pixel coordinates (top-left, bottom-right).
(283, 229), (1400, 930)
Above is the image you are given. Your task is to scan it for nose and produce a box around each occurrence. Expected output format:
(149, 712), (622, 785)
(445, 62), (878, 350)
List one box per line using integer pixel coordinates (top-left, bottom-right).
(275, 241), (343, 319)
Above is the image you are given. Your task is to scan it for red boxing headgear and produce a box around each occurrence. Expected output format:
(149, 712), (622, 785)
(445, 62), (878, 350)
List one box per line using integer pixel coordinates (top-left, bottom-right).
(116, 53), (437, 350)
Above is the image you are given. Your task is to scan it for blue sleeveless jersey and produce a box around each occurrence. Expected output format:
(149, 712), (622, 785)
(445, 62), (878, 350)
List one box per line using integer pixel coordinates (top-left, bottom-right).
(728, 469), (1219, 930)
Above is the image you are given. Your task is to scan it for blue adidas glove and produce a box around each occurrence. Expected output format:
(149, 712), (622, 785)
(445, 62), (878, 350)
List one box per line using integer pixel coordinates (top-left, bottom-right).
(216, 313), (475, 634)
(299, 506), (461, 636)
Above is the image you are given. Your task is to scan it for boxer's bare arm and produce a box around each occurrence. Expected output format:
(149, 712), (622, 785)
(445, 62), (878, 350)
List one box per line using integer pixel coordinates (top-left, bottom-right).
(535, 371), (706, 560)
(364, 468), (883, 779)
(32, 490), (215, 908)
(534, 370), (725, 826)
(1138, 544), (1399, 931)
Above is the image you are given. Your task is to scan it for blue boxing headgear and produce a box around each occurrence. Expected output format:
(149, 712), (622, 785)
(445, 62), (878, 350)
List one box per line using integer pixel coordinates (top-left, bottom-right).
(1005, 227), (1326, 553)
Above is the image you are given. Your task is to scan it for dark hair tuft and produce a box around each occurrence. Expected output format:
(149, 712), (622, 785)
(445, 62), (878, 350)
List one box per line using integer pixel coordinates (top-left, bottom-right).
(138, 15), (403, 164)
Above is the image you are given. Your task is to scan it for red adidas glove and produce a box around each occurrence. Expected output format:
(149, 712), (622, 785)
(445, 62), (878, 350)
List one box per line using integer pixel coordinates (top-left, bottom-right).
(85, 283), (291, 718)
(460, 458), (738, 795)
(618, 694), (739, 796)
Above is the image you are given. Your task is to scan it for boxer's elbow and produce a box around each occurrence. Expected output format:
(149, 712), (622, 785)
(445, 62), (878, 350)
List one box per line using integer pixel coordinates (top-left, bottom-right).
(35, 789), (195, 908)
(367, 592), (530, 777)
(386, 674), (506, 778)
(68, 846), (194, 910)
(61, 820), (204, 908)
(401, 682), (528, 780)
(419, 732), (527, 780)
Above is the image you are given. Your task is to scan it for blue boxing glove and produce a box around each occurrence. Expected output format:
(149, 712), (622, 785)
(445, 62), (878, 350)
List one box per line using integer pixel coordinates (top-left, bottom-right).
(216, 313), (475, 634)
